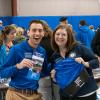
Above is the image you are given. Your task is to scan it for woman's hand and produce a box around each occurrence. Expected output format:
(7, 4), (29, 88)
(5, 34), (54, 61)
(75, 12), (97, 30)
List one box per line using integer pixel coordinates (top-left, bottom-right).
(75, 57), (89, 68)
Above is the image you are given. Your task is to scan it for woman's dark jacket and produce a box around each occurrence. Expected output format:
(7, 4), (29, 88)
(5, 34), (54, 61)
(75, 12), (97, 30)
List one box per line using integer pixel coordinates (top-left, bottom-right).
(50, 44), (99, 96)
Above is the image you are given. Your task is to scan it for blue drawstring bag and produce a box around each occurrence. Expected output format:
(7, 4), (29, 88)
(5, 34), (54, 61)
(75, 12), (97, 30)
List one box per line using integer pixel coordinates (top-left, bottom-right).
(55, 57), (88, 96)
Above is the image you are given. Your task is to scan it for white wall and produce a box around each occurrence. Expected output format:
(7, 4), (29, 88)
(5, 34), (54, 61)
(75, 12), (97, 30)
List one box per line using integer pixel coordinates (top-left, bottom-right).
(17, 0), (100, 16)
(0, 0), (12, 16)
(0, 0), (100, 16)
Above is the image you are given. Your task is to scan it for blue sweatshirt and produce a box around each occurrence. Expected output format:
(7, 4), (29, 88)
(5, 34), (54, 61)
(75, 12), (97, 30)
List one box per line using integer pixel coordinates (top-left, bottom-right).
(0, 45), (7, 68)
(76, 25), (95, 49)
(0, 40), (48, 90)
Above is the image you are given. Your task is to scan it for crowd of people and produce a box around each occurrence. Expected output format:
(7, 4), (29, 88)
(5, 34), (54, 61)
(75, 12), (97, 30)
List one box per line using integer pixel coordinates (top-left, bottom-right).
(0, 17), (100, 100)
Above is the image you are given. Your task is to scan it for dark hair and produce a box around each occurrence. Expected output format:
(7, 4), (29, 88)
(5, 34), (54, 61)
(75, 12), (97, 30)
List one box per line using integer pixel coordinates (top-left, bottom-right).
(29, 20), (45, 30)
(40, 20), (53, 37)
(59, 16), (68, 22)
(79, 20), (87, 26)
(2, 25), (16, 35)
(51, 25), (77, 52)
(91, 28), (100, 56)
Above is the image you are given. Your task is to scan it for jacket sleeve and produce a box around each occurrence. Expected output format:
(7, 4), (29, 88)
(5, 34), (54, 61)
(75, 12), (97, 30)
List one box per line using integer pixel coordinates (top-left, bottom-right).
(0, 47), (18, 78)
(77, 45), (99, 69)
(91, 29), (100, 56)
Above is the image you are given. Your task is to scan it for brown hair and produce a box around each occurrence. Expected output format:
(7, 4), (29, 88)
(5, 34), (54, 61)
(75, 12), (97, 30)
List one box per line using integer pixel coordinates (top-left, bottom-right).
(79, 20), (87, 26)
(41, 20), (53, 37)
(0, 25), (16, 45)
(51, 25), (77, 52)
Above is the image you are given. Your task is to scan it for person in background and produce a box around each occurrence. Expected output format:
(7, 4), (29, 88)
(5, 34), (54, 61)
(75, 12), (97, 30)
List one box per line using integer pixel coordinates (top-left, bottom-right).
(91, 26), (100, 100)
(22, 27), (29, 38)
(50, 25), (99, 100)
(0, 20), (4, 34)
(59, 16), (68, 26)
(91, 28), (100, 57)
(40, 20), (53, 62)
(76, 20), (95, 49)
(89, 25), (95, 32)
(0, 25), (16, 67)
(59, 16), (76, 36)
(0, 20), (48, 100)
(38, 20), (54, 100)
(59, 16), (73, 27)
(14, 27), (26, 44)
(0, 25), (16, 100)
(68, 24), (76, 36)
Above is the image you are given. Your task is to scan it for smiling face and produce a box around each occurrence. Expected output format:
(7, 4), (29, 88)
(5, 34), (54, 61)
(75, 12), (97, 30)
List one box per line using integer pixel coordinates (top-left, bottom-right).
(52, 25), (77, 52)
(28, 23), (44, 48)
(55, 28), (68, 49)
(6, 30), (16, 42)
(7, 32), (16, 41)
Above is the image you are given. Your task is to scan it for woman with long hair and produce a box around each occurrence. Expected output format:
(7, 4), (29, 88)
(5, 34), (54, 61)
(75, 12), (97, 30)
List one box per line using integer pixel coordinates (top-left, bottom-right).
(51, 25), (99, 100)
(0, 25), (16, 67)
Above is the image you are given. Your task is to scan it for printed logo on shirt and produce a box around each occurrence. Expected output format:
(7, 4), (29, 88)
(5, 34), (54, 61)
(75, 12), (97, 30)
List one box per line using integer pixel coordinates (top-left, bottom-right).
(69, 52), (76, 58)
(24, 52), (33, 59)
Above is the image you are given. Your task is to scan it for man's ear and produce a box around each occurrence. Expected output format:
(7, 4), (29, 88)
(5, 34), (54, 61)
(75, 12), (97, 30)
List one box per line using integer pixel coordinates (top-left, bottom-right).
(42, 33), (45, 37)
(42, 31), (45, 37)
